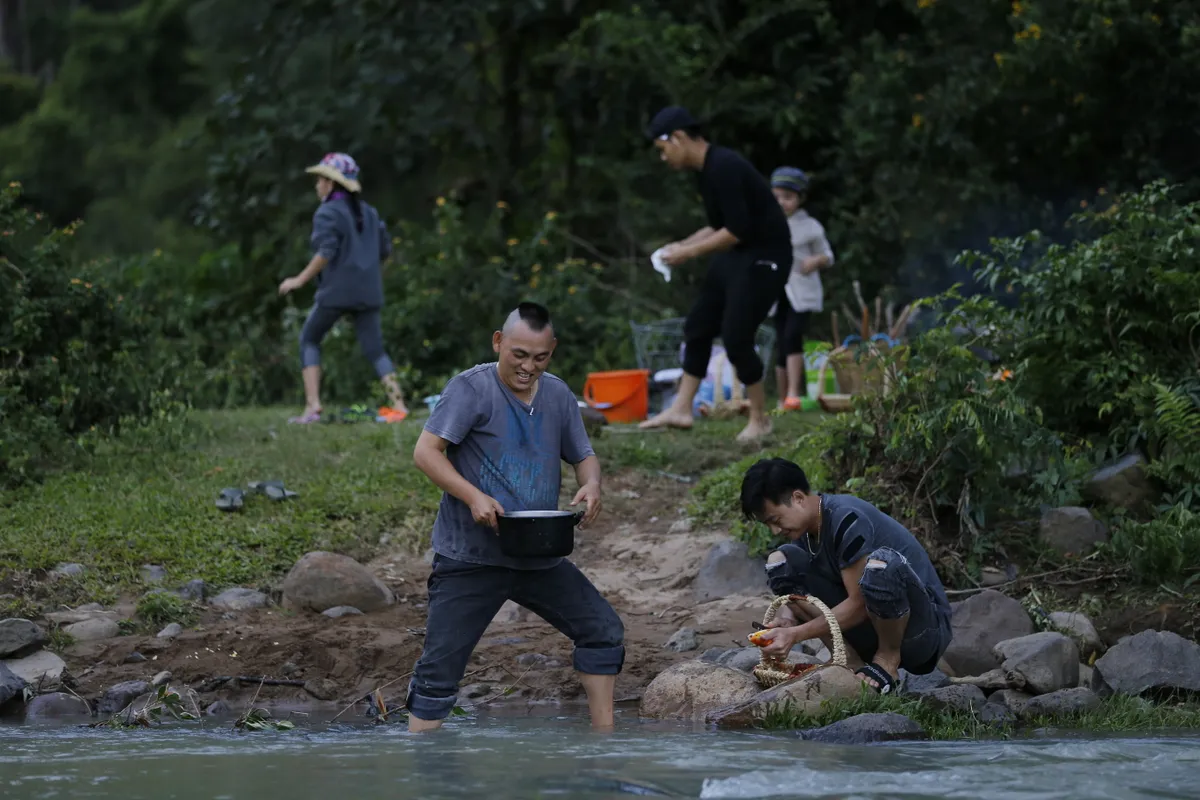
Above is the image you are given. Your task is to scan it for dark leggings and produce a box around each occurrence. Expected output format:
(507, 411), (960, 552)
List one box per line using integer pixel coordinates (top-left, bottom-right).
(682, 250), (790, 386)
(773, 292), (811, 368)
(299, 304), (394, 377)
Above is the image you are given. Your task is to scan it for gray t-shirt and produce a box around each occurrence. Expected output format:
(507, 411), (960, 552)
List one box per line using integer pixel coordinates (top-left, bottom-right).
(809, 494), (951, 615)
(424, 363), (595, 570)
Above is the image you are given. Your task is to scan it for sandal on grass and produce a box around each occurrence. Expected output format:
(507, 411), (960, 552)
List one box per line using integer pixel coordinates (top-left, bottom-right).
(287, 409), (322, 424)
(248, 480), (298, 501)
(855, 661), (898, 695)
(215, 487), (245, 512)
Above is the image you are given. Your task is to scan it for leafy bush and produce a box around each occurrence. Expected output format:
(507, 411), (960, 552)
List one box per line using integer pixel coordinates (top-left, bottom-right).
(962, 180), (1200, 448)
(135, 591), (196, 627)
(0, 182), (184, 486)
(1108, 505), (1200, 587)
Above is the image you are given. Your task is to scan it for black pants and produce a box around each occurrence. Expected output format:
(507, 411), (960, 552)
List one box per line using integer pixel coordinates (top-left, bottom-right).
(682, 250), (790, 386)
(773, 293), (811, 368)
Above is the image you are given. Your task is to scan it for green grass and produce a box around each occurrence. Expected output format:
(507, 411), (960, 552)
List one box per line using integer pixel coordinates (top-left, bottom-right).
(764, 690), (1200, 739)
(0, 406), (823, 601)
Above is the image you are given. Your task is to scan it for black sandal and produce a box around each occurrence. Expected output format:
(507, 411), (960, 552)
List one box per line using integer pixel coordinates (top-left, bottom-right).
(855, 662), (898, 695)
(248, 480), (298, 501)
(215, 487), (245, 512)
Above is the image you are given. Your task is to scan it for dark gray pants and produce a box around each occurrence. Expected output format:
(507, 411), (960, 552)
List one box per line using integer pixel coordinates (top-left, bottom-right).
(298, 304), (394, 377)
(405, 555), (625, 721)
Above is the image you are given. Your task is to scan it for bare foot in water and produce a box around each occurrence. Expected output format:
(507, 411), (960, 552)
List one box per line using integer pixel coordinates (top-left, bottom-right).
(736, 417), (773, 443)
(639, 408), (694, 431)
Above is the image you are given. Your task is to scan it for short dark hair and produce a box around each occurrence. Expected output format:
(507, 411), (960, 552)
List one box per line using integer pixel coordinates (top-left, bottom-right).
(513, 301), (551, 332)
(740, 458), (811, 520)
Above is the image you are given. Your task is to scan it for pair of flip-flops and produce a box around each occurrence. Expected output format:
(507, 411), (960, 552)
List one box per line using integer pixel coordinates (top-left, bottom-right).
(216, 480), (298, 512)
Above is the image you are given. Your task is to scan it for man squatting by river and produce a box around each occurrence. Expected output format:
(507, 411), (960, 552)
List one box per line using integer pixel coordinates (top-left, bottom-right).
(405, 302), (624, 732)
(741, 458), (953, 693)
(639, 106), (793, 443)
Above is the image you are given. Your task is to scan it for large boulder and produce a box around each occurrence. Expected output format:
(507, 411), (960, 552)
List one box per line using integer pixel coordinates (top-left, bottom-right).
(693, 540), (767, 604)
(282, 551), (395, 614)
(994, 632), (1080, 695)
(0, 662), (26, 708)
(1092, 630), (1200, 697)
(0, 619), (47, 659)
(640, 660), (761, 722)
(1047, 611), (1105, 660)
(900, 667), (950, 696)
(942, 590), (1034, 677)
(1039, 507), (1108, 556)
(63, 617), (121, 643)
(1018, 687), (1102, 720)
(798, 712), (928, 744)
(3, 651), (66, 689)
(23, 692), (91, 719)
(97, 681), (152, 716)
(1083, 454), (1157, 511)
(918, 684), (987, 713)
(705, 665), (864, 729)
(664, 627), (699, 652)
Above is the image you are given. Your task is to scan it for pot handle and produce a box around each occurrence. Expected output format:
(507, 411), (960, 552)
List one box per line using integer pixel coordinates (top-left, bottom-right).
(572, 509), (586, 526)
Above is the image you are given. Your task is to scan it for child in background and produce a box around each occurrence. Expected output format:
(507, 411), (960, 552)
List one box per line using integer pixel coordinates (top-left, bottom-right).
(769, 167), (834, 410)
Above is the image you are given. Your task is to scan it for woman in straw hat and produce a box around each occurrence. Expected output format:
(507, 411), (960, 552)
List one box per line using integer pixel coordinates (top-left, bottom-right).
(279, 152), (408, 424)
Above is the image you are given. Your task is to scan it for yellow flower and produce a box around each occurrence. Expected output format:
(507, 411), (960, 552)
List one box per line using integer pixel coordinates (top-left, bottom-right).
(1102, 17), (1113, 27)
(530, 276), (540, 289)
(917, 0), (935, 8)
(7, 181), (19, 188)
(911, 113), (924, 129)
(71, 278), (82, 285)
(531, 263), (542, 273)
(436, 196), (446, 207)
(423, 339), (431, 347)
(568, 286), (578, 295)
(1011, 1), (1022, 16)
(437, 252), (446, 260)
(507, 238), (519, 247)
(84, 282), (92, 289)
(497, 201), (509, 210)
(994, 52), (1006, 67)
(545, 211), (557, 220)
(591, 262), (603, 272)
(556, 263), (565, 272)
(153, 248), (163, 257)
(1028, 23), (1042, 39)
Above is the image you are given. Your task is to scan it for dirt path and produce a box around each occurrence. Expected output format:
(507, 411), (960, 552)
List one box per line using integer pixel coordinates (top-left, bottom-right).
(63, 471), (771, 717)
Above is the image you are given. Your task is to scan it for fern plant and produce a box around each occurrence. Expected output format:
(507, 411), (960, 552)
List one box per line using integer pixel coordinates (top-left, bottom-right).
(1142, 381), (1200, 509)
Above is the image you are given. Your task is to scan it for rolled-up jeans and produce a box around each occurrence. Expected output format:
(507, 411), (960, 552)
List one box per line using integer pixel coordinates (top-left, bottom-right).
(405, 554), (626, 721)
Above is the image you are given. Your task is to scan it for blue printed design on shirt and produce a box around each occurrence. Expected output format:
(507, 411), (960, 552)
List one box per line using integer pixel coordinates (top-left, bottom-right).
(476, 403), (557, 511)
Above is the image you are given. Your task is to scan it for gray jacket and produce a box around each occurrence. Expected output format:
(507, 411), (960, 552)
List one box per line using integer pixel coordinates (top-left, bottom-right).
(310, 195), (391, 310)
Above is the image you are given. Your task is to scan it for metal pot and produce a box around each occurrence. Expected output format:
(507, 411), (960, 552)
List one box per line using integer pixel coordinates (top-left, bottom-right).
(496, 510), (584, 558)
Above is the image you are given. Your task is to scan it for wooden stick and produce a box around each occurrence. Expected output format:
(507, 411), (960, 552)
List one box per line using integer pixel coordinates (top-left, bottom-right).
(885, 301), (896, 333)
(860, 306), (869, 340)
(841, 309), (860, 338)
(889, 304), (914, 340)
(852, 280), (868, 313)
(831, 314), (840, 345)
(874, 297), (883, 336)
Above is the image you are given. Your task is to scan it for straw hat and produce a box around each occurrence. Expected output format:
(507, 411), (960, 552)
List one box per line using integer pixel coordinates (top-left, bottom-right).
(305, 152), (362, 193)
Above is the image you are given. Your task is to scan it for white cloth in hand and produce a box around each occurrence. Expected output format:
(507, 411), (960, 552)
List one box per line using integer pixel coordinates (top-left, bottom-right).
(651, 248), (672, 283)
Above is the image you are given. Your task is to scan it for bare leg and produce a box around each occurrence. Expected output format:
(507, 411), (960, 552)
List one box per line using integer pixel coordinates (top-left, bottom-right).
(786, 353), (806, 401)
(639, 374), (699, 430)
(774, 366), (788, 408)
(407, 714), (442, 733)
(578, 672), (616, 730)
(736, 381), (773, 442)
(381, 372), (408, 413)
(861, 613), (907, 689)
(302, 366), (322, 413)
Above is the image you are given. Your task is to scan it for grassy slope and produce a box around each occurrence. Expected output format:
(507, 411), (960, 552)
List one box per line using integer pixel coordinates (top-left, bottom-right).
(0, 407), (819, 601)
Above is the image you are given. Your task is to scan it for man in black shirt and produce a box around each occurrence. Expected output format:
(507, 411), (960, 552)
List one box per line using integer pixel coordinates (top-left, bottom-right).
(639, 106), (792, 442)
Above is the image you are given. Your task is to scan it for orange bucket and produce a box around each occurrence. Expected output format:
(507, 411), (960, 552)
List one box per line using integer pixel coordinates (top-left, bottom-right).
(582, 370), (650, 423)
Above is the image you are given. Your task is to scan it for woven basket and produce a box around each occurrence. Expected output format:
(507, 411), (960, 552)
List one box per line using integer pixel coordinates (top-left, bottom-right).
(814, 341), (898, 414)
(751, 594), (846, 688)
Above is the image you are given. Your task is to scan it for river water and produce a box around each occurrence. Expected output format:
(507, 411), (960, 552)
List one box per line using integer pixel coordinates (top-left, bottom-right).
(1, 708), (1198, 799)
